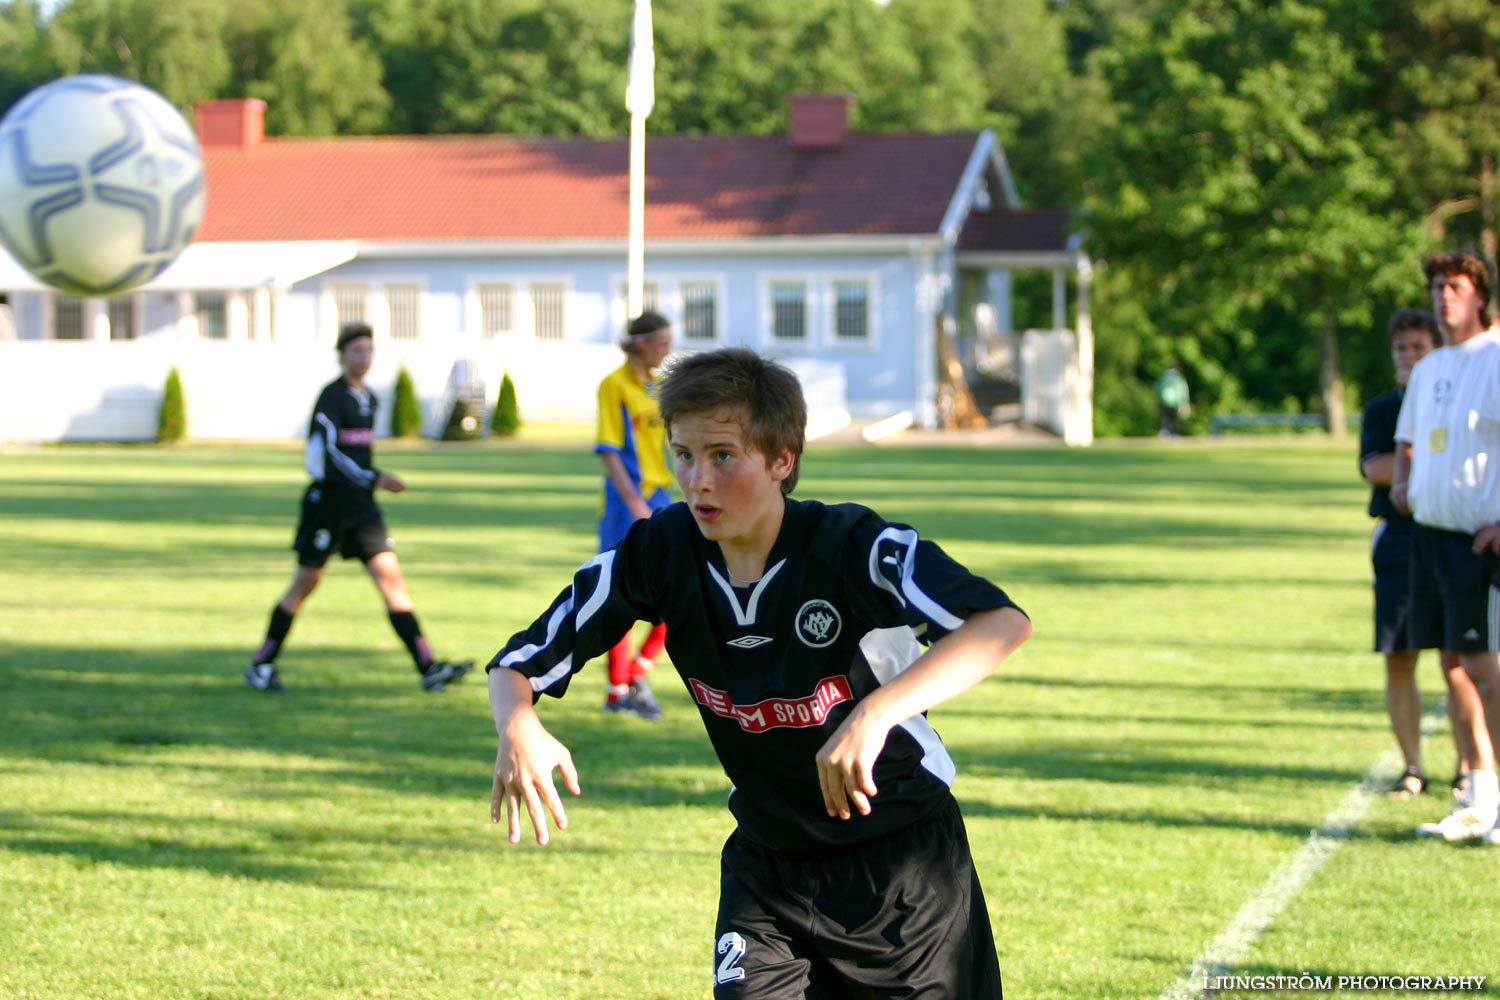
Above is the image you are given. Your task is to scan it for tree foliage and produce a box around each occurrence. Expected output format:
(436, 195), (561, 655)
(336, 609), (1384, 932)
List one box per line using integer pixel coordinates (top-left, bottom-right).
(391, 366), (421, 438)
(156, 366), (186, 442)
(491, 371), (521, 437)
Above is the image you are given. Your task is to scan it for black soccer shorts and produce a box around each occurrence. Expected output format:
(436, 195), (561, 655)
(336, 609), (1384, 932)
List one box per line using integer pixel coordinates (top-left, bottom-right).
(1371, 519), (1419, 654)
(292, 484), (393, 568)
(712, 797), (1002, 1000)
(1409, 524), (1500, 653)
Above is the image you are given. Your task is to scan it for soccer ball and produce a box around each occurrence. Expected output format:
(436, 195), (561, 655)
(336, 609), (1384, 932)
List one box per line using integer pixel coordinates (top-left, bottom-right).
(0, 74), (205, 296)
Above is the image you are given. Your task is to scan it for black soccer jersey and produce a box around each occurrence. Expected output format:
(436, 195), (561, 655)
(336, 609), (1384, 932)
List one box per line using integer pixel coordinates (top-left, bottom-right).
(305, 378), (379, 492)
(490, 498), (1023, 853)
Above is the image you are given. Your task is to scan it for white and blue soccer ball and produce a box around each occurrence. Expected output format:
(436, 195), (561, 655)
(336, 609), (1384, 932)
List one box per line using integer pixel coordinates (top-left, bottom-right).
(0, 74), (204, 296)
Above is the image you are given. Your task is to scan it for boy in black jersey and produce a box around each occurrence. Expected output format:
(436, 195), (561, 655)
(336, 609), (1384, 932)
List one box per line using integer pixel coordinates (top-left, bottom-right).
(245, 322), (472, 694)
(487, 348), (1031, 998)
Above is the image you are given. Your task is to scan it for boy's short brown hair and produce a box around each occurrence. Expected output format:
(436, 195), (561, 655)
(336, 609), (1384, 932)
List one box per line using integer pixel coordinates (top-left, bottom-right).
(1387, 307), (1440, 347)
(1422, 250), (1494, 311)
(658, 348), (806, 495)
(336, 321), (373, 352)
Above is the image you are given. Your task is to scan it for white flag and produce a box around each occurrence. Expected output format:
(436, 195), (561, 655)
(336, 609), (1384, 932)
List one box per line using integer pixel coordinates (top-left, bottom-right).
(625, 0), (655, 118)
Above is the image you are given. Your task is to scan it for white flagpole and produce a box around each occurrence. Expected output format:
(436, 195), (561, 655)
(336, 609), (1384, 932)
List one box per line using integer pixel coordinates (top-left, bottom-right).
(625, 0), (655, 321)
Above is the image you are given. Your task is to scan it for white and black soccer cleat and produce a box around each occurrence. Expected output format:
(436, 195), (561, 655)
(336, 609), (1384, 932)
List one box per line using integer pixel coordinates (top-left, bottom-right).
(244, 662), (286, 692)
(420, 659), (474, 693)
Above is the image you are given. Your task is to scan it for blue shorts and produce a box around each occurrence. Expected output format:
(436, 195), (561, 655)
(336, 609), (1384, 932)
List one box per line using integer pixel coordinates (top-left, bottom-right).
(599, 486), (673, 551)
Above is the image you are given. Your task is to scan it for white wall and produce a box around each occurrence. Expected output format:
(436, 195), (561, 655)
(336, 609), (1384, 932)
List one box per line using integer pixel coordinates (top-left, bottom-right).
(0, 337), (848, 443)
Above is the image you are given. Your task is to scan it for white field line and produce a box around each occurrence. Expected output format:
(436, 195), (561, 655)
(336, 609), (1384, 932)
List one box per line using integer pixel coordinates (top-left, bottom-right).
(1157, 709), (1447, 1000)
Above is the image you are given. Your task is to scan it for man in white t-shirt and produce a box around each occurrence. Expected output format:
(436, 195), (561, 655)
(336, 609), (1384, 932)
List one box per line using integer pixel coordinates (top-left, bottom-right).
(1393, 249), (1500, 843)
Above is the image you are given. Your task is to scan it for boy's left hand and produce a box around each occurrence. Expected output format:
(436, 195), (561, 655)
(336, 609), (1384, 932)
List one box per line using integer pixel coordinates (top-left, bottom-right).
(815, 708), (888, 820)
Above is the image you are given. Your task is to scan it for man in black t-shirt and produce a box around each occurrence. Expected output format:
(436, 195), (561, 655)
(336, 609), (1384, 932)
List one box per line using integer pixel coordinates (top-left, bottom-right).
(1359, 307), (1476, 799)
(245, 322), (471, 694)
(487, 348), (1031, 998)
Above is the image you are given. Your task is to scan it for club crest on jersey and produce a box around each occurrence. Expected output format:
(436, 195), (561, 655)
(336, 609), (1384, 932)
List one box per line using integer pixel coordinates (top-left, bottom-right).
(795, 599), (841, 648)
(1435, 378), (1453, 404)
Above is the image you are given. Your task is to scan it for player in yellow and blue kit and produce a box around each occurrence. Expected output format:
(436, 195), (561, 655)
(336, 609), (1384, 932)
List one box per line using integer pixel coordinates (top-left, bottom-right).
(595, 311), (675, 718)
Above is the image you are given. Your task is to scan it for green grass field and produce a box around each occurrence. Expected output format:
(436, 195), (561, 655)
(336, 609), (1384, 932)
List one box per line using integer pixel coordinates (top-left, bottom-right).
(1, 434), (1496, 999)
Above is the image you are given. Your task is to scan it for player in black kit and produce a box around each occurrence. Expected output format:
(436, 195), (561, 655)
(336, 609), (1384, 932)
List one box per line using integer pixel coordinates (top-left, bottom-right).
(245, 322), (471, 694)
(487, 348), (1031, 999)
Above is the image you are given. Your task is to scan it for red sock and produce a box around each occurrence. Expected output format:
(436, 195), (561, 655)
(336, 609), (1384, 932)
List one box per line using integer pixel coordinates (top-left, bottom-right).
(635, 624), (667, 676)
(607, 634), (634, 696)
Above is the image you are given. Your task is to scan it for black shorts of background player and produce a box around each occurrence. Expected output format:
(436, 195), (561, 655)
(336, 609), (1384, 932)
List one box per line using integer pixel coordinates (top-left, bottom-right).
(1359, 308), (1473, 798)
(244, 322), (471, 694)
(487, 347), (1031, 998)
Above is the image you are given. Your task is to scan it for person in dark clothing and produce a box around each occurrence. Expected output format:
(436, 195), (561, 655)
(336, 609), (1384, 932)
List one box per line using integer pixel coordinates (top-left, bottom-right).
(245, 322), (471, 694)
(487, 347), (1031, 998)
(1359, 307), (1474, 798)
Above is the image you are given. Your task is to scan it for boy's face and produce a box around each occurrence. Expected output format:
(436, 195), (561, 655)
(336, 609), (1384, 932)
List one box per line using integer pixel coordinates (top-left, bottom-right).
(1391, 327), (1436, 387)
(1430, 273), (1485, 337)
(670, 409), (794, 545)
(339, 336), (373, 380)
(637, 327), (673, 370)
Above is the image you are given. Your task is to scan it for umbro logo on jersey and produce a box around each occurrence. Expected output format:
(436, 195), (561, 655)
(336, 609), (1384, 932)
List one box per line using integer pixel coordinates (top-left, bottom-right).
(795, 599), (842, 648)
(727, 635), (773, 650)
(1464, 628), (1481, 641)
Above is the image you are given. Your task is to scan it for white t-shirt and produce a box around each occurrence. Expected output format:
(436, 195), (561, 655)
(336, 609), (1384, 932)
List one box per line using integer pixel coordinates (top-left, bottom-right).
(1395, 329), (1500, 533)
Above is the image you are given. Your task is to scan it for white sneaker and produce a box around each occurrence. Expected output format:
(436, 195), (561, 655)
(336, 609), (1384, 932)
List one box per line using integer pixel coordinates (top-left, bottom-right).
(1417, 803), (1498, 842)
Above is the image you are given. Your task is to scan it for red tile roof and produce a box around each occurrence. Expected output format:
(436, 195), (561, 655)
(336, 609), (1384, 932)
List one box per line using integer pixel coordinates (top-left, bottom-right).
(197, 131), (986, 242)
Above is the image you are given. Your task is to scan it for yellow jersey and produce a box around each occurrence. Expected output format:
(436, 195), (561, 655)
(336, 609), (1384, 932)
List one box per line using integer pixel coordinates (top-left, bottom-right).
(595, 363), (673, 502)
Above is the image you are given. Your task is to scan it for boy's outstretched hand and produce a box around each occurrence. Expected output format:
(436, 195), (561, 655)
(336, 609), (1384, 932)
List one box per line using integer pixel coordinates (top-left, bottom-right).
(490, 669), (581, 846)
(815, 706), (886, 820)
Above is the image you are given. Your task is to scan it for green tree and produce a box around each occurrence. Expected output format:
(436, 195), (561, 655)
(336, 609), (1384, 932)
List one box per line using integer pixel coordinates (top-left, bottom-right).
(0, 1), (59, 114)
(491, 370), (521, 437)
(224, 0), (389, 136)
(1083, 0), (1415, 435)
(156, 366), (186, 442)
(391, 366), (421, 438)
(49, 0), (231, 111)
(1366, 2), (1500, 260)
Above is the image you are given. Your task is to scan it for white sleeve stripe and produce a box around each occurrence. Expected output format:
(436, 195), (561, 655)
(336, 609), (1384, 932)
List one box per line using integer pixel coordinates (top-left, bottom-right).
(497, 550), (615, 694)
(305, 433), (326, 480)
(499, 594), (577, 667)
(871, 526), (965, 632)
(575, 551), (615, 630)
(315, 412), (376, 485)
(530, 654), (574, 692)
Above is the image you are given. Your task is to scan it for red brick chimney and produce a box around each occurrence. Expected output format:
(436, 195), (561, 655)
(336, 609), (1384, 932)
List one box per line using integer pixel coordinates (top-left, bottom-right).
(788, 93), (853, 150)
(195, 98), (267, 152)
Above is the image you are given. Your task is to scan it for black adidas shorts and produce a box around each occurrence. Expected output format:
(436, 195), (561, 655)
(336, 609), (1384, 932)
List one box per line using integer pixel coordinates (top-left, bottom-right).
(292, 484), (392, 568)
(712, 797), (1001, 999)
(1409, 524), (1500, 653)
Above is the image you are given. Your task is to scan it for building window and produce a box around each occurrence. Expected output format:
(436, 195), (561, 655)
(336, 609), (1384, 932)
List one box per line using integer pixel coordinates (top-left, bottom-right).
(477, 283), (514, 337)
(833, 280), (870, 342)
(108, 295), (137, 340)
(332, 284), (367, 330)
(196, 292), (227, 339)
(531, 282), (566, 341)
(681, 281), (717, 343)
(770, 281), (807, 343)
(53, 296), (85, 340)
(385, 283), (421, 340)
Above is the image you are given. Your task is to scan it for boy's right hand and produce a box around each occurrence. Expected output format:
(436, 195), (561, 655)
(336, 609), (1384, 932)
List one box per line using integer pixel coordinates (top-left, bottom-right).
(491, 711), (581, 847)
